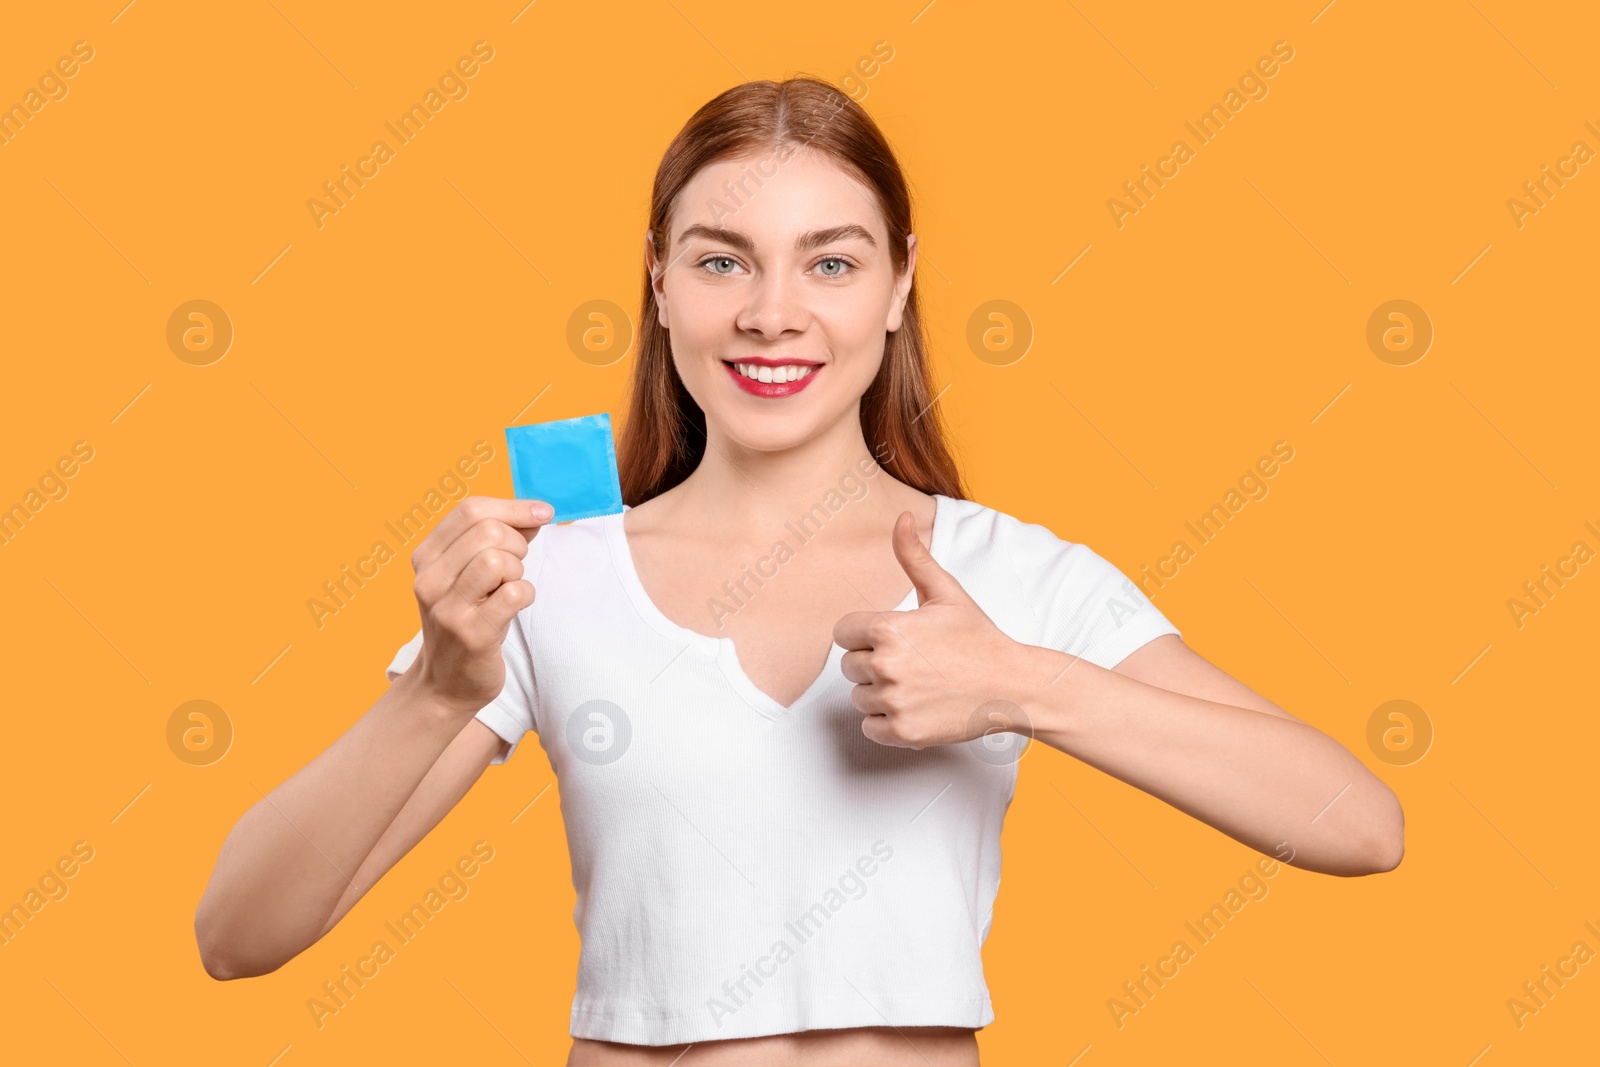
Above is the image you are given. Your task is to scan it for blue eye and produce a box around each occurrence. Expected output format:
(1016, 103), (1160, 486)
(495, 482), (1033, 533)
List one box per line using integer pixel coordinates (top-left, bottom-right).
(814, 256), (855, 278)
(694, 255), (857, 277)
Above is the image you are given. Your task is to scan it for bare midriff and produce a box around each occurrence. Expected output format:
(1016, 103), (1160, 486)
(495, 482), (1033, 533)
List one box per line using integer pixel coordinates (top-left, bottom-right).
(566, 1026), (980, 1065)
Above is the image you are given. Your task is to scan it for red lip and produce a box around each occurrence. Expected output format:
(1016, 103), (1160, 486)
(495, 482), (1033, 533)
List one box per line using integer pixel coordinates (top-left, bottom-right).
(731, 356), (823, 367)
(723, 360), (822, 398)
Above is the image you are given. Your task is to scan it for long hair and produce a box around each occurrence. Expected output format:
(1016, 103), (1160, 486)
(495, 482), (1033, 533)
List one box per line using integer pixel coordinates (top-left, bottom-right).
(616, 76), (967, 505)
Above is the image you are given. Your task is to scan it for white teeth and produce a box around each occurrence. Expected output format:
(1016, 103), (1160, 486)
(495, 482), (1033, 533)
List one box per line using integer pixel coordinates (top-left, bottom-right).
(732, 363), (816, 383)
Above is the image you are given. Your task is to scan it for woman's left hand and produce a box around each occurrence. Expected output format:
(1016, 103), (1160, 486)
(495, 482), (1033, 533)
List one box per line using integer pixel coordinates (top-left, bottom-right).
(834, 510), (1050, 749)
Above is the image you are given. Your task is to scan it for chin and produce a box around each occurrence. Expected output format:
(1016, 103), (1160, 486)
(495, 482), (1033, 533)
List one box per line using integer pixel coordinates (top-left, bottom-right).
(715, 415), (820, 453)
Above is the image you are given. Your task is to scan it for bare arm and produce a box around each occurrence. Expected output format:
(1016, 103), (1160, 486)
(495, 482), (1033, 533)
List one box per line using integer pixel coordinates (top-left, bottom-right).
(832, 518), (1402, 879)
(310, 715), (509, 944)
(194, 680), (506, 979)
(194, 496), (549, 979)
(1024, 634), (1404, 877)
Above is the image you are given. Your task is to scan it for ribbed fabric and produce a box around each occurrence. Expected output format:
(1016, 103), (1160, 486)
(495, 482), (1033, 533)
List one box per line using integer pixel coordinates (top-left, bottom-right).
(385, 494), (1181, 1045)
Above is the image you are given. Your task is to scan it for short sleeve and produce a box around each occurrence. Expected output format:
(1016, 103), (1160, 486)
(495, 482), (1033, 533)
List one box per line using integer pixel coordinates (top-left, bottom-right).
(1002, 515), (1181, 670)
(384, 609), (539, 766)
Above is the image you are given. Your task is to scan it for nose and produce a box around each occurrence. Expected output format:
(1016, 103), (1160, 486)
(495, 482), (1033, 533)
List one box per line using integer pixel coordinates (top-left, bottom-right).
(735, 264), (808, 339)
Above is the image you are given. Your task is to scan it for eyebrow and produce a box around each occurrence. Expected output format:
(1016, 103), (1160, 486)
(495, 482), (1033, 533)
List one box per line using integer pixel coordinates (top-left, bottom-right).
(675, 223), (878, 255)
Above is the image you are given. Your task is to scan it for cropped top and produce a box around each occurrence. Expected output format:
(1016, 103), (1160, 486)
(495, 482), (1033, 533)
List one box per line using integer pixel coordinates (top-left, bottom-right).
(385, 493), (1181, 1045)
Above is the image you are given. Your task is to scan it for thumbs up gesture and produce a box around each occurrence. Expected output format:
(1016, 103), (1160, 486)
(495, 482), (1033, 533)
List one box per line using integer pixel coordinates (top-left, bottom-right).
(833, 510), (1045, 749)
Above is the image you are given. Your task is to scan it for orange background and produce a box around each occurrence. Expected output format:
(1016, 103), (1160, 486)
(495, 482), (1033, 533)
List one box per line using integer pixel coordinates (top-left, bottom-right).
(3, 1), (1597, 1063)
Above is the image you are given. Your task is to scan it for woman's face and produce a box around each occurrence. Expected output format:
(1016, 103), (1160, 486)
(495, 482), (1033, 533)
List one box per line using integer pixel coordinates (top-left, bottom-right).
(647, 146), (916, 454)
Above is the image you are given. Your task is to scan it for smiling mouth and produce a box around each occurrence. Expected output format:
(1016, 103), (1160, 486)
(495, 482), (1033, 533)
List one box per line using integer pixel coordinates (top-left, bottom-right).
(721, 359), (823, 397)
(723, 360), (820, 383)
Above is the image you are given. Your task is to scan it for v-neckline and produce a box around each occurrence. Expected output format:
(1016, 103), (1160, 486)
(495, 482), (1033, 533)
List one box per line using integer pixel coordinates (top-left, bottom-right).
(607, 493), (949, 720)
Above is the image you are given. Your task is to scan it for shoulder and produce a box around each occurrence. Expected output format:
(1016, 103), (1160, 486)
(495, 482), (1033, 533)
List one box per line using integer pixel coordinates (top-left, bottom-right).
(526, 509), (611, 572)
(936, 494), (1078, 563)
(934, 495), (1086, 613)
(938, 494), (1156, 618)
(942, 496), (1180, 667)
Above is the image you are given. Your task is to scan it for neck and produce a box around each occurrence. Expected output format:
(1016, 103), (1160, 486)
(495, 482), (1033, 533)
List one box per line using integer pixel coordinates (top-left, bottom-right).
(665, 413), (913, 543)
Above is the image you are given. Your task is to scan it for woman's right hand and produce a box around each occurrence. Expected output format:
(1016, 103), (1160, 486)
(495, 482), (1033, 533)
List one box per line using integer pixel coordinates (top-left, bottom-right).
(407, 495), (554, 715)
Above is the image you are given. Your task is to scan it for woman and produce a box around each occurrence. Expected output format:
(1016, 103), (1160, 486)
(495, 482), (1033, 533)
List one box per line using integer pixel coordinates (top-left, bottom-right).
(195, 77), (1403, 1066)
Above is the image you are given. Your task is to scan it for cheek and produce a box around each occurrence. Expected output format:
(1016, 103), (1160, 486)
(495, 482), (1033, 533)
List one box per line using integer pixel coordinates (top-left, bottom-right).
(665, 284), (737, 346)
(816, 301), (889, 374)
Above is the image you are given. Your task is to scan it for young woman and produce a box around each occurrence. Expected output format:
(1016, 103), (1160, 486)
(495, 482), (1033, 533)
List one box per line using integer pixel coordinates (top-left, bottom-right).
(195, 77), (1403, 1066)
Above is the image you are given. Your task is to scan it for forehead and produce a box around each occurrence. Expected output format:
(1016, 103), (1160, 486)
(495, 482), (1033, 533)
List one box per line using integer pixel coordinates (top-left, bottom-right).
(671, 147), (885, 245)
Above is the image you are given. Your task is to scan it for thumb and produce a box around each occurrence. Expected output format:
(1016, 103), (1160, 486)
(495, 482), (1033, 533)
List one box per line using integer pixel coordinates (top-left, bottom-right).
(892, 510), (969, 605)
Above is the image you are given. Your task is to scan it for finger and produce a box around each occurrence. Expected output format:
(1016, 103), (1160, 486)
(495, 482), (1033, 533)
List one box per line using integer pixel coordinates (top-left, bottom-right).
(431, 516), (533, 584)
(839, 649), (881, 685)
(418, 546), (524, 630)
(413, 496), (554, 574)
(414, 520), (532, 609)
(860, 712), (897, 747)
(452, 546), (525, 608)
(891, 510), (969, 606)
(832, 609), (906, 652)
(437, 575), (535, 649)
(475, 575), (536, 637)
(426, 535), (530, 627)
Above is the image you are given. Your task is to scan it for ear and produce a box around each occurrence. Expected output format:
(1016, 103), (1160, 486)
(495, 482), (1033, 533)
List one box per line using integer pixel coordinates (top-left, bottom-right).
(886, 233), (917, 334)
(646, 229), (669, 329)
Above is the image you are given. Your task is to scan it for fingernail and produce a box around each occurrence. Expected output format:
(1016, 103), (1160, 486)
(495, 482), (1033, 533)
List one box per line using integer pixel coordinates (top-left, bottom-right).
(532, 501), (553, 520)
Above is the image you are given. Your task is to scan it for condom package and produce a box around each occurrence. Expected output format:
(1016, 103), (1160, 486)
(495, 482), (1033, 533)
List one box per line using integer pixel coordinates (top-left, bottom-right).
(504, 412), (625, 523)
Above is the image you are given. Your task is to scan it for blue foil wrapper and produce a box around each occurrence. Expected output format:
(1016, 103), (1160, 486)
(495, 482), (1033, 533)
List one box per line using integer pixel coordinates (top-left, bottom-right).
(504, 412), (624, 523)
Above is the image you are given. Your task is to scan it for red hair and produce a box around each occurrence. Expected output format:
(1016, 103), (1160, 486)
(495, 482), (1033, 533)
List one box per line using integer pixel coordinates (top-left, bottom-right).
(617, 76), (967, 504)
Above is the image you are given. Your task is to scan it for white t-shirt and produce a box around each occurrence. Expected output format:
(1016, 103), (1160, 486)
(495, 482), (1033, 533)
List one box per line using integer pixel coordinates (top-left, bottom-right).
(385, 493), (1180, 1045)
